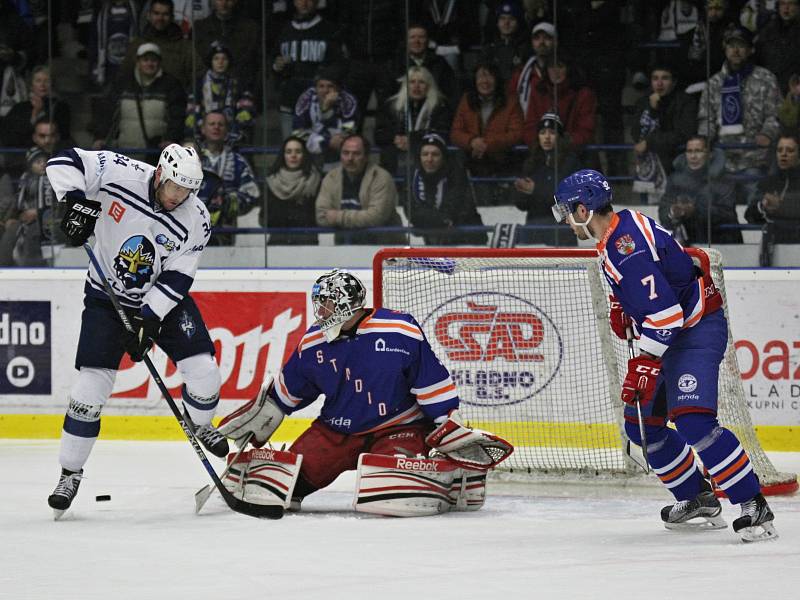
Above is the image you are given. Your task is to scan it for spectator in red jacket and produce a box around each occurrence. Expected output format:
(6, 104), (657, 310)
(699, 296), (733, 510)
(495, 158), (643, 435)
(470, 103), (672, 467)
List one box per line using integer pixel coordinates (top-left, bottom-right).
(450, 61), (524, 178)
(520, 53), (597, 155)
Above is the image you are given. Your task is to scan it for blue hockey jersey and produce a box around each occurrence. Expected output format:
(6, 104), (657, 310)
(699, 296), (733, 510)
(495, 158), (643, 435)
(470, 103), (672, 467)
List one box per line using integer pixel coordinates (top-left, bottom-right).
(597, 209), (710, 357)
(269, 308), (460, 435)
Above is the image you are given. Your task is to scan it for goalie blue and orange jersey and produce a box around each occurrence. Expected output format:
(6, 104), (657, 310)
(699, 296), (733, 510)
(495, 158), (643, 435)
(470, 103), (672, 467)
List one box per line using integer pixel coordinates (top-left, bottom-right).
(597, 209), (708, 357)
(268, 308), (460, 434)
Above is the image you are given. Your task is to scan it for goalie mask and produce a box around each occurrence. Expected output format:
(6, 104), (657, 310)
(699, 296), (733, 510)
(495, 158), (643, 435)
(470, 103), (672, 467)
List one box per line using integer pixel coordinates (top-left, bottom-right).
(312, 269), (367, 342)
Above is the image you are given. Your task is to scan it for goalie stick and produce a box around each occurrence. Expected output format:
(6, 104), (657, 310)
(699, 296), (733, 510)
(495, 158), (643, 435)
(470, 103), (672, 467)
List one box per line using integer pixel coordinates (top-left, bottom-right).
(194, 431), (254, 514)
(625, 325), (650, 474)
(83, 243), (283, 520)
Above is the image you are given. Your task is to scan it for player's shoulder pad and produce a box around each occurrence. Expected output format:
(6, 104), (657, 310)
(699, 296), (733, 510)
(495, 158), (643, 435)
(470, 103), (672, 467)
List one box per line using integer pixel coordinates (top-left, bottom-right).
(604, 209), (658, 269)
(297, 324), (325, 354)
(358, 308), (424, 340)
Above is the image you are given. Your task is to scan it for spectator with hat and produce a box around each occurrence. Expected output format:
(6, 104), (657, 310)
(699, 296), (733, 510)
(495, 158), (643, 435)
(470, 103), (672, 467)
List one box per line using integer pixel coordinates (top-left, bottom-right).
(272, 0), (344, 140)
(406, 131), (486, 246)
(121, 0), (200, 90)
(698, 24), (781, 206)
(292, 64), (358, 172)
(92, 42), (186, 158)
(480, 2), (530, 82)
(185, 41), (254, 144)
(450, 60), (523, 187)
(509, 21), (556, 136)
(512, 112), (579, 246)
(0, 145), (64, 266)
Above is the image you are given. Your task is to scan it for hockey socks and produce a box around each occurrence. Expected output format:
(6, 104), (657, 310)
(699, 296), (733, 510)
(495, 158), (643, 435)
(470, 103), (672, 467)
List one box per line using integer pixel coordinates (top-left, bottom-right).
(181, 384), (219, 427)
(625, 421), (705, 501)
(674, 413), (760, 505)
(59, 396), (102, 472)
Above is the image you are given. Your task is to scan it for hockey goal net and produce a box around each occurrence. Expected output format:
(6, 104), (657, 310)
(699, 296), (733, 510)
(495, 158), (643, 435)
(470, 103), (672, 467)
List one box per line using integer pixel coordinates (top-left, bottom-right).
(373, 247), (797, 495)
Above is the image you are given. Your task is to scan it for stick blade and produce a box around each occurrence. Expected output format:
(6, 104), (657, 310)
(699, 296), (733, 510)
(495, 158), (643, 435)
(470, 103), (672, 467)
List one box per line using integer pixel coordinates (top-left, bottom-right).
(228, 498), (284, 520)
(194, 485), (214, 514)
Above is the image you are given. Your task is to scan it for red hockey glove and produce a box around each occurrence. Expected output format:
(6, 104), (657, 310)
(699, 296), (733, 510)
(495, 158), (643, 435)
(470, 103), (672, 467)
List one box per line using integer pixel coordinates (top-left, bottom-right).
(608, 295), (632, 340)
(621, 355), (662, 407)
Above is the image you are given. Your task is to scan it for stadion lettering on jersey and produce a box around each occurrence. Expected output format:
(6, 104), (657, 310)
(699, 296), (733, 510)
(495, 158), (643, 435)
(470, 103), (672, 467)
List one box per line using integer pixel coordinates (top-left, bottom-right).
(422, 293), (563, 406)
(112, 292), (306, 401)
(0, 301), (51, 395)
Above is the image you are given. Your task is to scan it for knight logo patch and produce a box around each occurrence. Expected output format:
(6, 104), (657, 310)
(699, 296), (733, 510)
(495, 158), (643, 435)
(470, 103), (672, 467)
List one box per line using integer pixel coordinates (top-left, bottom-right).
(179, 310), (196, 339)
(113, 235), (155, 290)
(615, 234), (636, 255)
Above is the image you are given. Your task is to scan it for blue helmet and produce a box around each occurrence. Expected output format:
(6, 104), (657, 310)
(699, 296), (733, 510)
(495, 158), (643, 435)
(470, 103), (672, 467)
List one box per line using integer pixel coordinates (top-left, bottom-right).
(552, 169), (613, 222)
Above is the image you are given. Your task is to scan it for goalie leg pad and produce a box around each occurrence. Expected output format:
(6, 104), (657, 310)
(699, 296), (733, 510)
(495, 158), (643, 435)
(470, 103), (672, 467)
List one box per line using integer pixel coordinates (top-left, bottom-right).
(353, 453), (460, 517)
(222, 448), (302, 509)
(450, 469), (487, 512)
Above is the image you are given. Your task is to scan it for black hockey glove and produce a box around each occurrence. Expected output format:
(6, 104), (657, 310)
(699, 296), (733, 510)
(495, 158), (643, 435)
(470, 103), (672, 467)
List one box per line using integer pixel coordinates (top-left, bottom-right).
(60, 192), (102, 246)
(123, 312), (161, 362)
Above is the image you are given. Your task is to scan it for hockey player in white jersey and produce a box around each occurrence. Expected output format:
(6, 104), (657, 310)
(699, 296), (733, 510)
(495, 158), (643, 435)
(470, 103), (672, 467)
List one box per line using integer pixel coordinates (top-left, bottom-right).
(45, 145), (229, 518)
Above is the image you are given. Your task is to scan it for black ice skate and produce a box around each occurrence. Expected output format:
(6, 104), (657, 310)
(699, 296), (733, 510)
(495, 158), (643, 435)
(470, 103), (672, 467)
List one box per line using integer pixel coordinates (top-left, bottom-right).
(48, 468), (83, 520)
(661, 481), (727, 531)
(733, 493), (778, 543)
(195, 422), (230, 458)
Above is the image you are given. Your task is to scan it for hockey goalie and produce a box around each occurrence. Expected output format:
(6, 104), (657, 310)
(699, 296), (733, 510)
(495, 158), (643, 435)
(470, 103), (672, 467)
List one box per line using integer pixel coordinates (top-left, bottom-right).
(217, 269), (513, 516)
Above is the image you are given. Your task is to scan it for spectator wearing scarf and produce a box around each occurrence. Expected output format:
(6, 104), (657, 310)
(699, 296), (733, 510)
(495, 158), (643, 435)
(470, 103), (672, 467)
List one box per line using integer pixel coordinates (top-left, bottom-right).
(407, 132), (486, 245)
(262, 135), (322, 245)
(632, 64), (697, 203)
(698, 25), (780, 205)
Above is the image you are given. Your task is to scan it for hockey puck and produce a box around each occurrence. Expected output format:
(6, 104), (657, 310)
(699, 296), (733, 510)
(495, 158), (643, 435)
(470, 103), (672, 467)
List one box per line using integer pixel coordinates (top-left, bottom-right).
(95, 495), (111, 502)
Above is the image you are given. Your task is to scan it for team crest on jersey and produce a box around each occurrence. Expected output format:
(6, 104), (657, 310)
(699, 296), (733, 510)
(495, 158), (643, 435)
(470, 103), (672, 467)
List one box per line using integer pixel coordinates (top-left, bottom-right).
(113, 235), (155, 290)
(179, 310), (196, 339)
(155, 233), (176, 252)
(615, 234), (636, 255)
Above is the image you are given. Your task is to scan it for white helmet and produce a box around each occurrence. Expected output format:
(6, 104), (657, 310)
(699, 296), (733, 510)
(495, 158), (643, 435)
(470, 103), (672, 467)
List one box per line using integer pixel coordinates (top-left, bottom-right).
(157, 144), (203, 192)
(312, 269), (367, 341)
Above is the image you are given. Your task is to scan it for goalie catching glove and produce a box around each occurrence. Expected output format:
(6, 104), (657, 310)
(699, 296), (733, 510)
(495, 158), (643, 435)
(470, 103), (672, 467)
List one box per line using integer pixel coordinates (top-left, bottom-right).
(425, 410), (513, 471)
(218, 378), (284, 448)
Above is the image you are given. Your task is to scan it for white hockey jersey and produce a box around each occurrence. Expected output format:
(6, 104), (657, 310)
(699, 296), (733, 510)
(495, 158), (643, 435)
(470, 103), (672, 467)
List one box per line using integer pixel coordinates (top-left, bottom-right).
(46, 148), (212, 320)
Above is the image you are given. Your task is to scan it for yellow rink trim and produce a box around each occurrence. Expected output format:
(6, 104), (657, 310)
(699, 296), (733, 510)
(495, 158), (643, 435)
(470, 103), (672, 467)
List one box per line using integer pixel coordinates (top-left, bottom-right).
(1, 415), (798, 452)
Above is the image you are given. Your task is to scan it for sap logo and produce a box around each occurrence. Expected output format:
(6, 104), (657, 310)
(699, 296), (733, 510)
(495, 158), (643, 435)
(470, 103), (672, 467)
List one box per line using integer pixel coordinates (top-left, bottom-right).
(0, 313), (46, 345)
(324, 416), (352, 428)
(396, 458), (438, 471)
(433, 300), (545, 362)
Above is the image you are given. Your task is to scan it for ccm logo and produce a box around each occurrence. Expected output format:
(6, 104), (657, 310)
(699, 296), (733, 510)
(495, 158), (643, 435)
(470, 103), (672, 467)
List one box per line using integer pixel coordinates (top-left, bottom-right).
(635, 364), (661, 376)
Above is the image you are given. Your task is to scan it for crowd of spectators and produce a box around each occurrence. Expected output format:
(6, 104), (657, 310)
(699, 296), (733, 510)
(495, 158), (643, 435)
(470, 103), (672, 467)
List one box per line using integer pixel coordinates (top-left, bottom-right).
(1, 0), (800, 265)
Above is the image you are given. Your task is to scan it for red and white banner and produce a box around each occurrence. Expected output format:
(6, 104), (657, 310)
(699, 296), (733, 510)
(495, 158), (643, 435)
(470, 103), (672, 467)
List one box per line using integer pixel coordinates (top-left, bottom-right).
(112, 291), (306, 402)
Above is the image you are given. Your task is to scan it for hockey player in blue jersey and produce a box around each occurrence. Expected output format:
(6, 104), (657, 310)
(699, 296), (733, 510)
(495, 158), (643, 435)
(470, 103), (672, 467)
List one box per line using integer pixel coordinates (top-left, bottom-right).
(552, 168), (777, 542)
(216, 269), (512, 514)
(45, 144), (229, 518)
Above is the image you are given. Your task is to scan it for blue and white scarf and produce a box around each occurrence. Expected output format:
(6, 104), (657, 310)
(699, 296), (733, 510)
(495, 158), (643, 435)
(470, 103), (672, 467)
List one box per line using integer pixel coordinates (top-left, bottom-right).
(633, 108), (667, 200)
(720, 63), (752, 135)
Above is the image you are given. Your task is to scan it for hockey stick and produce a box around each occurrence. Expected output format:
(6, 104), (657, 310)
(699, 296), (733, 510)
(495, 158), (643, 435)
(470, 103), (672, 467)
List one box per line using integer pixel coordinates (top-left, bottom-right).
(194, 431), (254, 513)
(83, 243), (283, 519)
(625, 326), (650, 474)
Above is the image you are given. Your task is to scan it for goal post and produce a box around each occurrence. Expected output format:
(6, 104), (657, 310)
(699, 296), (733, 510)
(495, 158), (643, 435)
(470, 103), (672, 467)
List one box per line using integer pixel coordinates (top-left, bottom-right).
(373, 247), (798, 496)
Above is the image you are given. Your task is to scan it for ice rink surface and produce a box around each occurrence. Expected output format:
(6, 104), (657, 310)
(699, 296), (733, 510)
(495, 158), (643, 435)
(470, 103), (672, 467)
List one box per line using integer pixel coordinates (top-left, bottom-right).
(1, 440), (798, 600)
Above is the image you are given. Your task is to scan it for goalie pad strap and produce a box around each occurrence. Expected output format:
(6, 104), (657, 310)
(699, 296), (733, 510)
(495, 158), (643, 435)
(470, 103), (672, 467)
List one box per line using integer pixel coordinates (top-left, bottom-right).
(223, 447), (302, 509)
